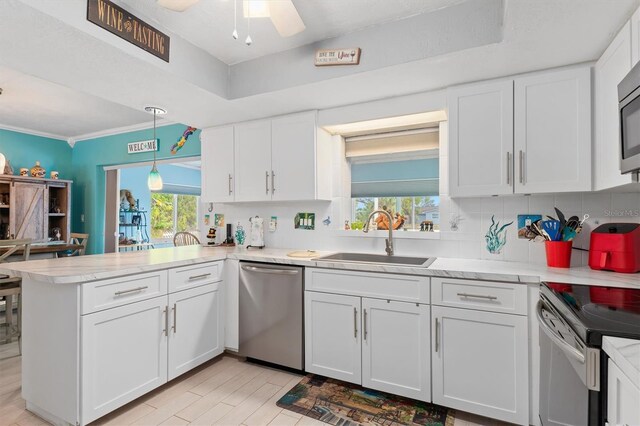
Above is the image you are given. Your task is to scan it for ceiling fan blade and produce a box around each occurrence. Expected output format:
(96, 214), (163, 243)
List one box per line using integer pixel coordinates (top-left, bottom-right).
(268, 0), (305, 37)
(156, 0), (200, 12)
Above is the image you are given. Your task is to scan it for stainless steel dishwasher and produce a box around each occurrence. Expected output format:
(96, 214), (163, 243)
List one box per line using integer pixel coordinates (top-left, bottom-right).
(239, 262), (304, 370)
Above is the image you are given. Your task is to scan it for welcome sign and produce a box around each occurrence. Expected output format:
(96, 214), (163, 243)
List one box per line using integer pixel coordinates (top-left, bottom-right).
(87, 0), (170, 62)
(127, 139), (159, 154)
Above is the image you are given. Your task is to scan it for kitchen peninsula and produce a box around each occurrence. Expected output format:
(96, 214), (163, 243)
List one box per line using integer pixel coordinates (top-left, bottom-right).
(2, 246), (639, 426)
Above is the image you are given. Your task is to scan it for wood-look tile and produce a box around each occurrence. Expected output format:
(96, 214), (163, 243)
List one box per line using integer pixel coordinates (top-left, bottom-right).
(216, 383), (282, 426)
(245, 377), (304, 426)
(189, 402), (234, 426)
(188, 361), (253, 397)
(267, 413), (299, 426)
(222, 370), (279, 406)
(131, 391), (200, 426)
(294, 416), (325, 426)
(158, 416), (190, 426)
(93, 402), (156, 425)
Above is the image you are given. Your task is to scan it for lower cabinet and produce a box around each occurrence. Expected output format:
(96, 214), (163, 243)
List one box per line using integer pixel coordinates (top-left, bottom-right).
(607, 359), (640, 426)
(305, 291), (431, 401)
(431, 305), (528, 425)
(81, 296), (168, 423)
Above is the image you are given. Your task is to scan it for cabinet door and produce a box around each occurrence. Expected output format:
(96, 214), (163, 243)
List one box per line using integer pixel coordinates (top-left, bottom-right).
(595, 22), (636, 190)
(201, 126), (235, 203)
(448, 80), (514, 197)
(432, 306), (528, 425)
(607, 359), (640, 426)
(168, 283), (224, 380)
(81, 296), (168, 424)
(271, 112), (317, 201)
(514, 67), (591, 193)
(304, 291), (361, 384)
(362, 298), (430, 401)
(234, 120), (272, 201)
(632, 7), (640, 66)
(10, 181), (47, 239)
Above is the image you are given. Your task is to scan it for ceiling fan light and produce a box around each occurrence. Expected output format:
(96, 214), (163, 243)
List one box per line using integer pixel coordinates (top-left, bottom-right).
(242, 0), (270, 18)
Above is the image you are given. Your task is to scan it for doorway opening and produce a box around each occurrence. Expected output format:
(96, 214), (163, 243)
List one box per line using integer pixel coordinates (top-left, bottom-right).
(104, 157), (201, 253)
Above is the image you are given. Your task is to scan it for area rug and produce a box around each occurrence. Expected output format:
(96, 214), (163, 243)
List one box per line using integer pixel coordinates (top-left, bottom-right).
(276, 375), (455, 426)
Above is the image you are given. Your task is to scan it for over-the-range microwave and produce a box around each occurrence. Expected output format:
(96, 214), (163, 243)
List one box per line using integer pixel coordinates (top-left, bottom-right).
(618, 60), (640, 174)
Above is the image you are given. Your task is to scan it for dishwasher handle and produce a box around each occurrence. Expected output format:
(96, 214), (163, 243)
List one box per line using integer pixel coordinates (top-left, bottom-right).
(241, 265), (300, 275)
(537, 300), (585, 364)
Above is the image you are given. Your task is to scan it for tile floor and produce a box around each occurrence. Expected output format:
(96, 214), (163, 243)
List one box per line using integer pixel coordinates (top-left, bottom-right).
(0, 350), (509, 426)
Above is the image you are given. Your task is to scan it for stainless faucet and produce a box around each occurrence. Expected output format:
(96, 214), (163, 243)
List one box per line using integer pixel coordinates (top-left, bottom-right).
(363, 209), (394, 256)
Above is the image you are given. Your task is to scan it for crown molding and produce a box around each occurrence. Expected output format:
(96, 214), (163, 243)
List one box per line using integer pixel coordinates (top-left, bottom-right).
(0, 123), (68, 141)
(72, 119), (177, 142)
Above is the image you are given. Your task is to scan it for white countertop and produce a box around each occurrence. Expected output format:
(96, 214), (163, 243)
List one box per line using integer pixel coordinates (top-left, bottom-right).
(1, 245), (639, 288)
(603, 336), (640, 389)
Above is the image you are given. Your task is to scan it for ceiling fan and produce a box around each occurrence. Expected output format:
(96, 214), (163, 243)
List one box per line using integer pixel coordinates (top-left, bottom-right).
(156, 0), (306, 38)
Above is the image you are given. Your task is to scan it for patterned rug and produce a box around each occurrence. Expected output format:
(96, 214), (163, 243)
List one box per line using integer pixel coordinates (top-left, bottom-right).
(276, 375), (455, 426)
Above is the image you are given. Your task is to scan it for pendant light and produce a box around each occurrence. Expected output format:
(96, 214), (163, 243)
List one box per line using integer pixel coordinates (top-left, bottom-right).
(232, 0), (238, 39)
(245, 4), (252, 46)
(144, 106), (166, 191)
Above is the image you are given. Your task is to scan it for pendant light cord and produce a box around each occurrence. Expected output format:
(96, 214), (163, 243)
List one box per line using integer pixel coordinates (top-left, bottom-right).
(153, 108), (157, 164)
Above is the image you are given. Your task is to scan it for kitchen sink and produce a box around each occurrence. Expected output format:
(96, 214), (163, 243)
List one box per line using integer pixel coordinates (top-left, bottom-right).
(315, 252), (435, 267)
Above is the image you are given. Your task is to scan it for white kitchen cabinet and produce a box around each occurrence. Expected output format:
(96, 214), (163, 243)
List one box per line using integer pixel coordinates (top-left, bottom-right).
(271, 112), (318, 201)
(224, 259), (240, 351)
(632, 7), (640, 66)
(595, 22), (638, 190)
(305, 291), (362, 384)
(432, 305), (528, 425)
(607, 359), (640, 426)
(200, 126), (235, 203)
(448, 80), (514, 197)
(234, 120), (272, 202)
(81, 296), (168, 424)
(362, 298), (430, 401)
(514, 66), (591, 193)
(168, 283), (224, 380)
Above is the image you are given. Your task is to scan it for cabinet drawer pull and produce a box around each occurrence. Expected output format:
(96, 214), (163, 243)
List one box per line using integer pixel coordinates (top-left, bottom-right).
(228, 174), (233, 195)
(353, 307), (358, 338)
(363, 309), (368, 341)
(172, 303), (177, 333)
(271, 170), (275, 194)
(519, 150), (525, 184)
(163, 306), (168, 337)
(435, 317), (440, 353)
(265, 171), (269, 194)
(114, 286), (148, 296)
(457, 292), (498, 301)
(188, 273), (211, 281)
(506, 152), (512, 185)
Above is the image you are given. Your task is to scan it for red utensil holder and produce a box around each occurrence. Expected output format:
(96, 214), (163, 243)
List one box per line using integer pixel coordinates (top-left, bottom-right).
(545, 241), (573, 268)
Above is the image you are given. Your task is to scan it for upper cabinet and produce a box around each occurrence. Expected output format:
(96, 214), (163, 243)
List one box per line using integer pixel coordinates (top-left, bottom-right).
(514, 67), (591, 193)
(595, 21), (638, 190)
(448, 65), (592, 197)
(631, 8), (640, 67)
(448, 80), (514, 197)
(201, 111), (331, 203)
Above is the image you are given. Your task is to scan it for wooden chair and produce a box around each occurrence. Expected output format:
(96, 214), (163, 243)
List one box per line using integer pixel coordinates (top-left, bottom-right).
(0, 239), (31, 353)
(66, 233), (89, 256)
(173, 232), (200, 246)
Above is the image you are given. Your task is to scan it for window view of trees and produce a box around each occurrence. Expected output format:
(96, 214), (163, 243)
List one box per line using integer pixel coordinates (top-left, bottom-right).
(353, 196), (440, 231)
(151, 193), (199, 240)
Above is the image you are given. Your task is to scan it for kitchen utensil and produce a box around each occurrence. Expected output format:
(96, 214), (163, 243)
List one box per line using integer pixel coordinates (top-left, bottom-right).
(542, 220), (562, 241)
(562, 226), (577, 241)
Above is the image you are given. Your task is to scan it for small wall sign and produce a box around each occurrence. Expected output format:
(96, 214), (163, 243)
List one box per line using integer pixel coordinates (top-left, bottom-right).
(315, 48), (361, 66)
(127, 139), (158, 154)
(87, 0), (170, 62)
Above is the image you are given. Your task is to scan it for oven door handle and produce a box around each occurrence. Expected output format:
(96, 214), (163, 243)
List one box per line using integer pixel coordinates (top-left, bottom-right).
(536, 300), (585, 364)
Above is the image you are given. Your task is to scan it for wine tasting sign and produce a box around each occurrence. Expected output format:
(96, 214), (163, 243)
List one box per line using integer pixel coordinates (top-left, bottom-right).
(87, 0), (170, 62)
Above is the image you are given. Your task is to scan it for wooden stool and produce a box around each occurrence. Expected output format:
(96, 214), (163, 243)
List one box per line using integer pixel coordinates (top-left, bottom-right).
(0, 277), (22, 349)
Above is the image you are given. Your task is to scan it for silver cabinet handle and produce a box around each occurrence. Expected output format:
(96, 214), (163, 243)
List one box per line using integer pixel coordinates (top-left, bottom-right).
(536, 300), (585, 364)
(241, 265), (299, 275)
(163, 306), (168, 337)
(363, 308), (368, 341)
(353, 307), (358, 338)
(271, 170), (275, 194)
(188, 273), (211, 280)
(228, 174), (233, 195)
(435, 317), (440, 353)
(114, 286), (148, 296)
(519, 150), (525, 184)
(265, 171), (269, 194)
(506, 152), (512, 185)
(172, 303), (177, 333)
(457, 292), (498, 301)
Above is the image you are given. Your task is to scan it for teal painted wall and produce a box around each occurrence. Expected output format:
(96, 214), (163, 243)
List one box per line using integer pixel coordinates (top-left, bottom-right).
(72, 124), (201, 254)
(0, 128), (72, 178)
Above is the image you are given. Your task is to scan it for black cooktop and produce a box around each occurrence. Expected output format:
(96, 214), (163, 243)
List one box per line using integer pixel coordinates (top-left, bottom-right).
(541, 282), (640, 346)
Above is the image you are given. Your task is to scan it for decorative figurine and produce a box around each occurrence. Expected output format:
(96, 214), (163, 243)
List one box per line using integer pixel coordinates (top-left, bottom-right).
(344, 220), (351, 230)
(485, 215), (514, 254)
(206, 227), (217, 245)
(50, 170), (59, 179)
(235, 222), (246, 245)
(449, 214), (462, 231)
(30, 161), (46, 178)
(3, 160), (13, 176)
(119, 189), (137, 210)
(322, 216), (331, 226)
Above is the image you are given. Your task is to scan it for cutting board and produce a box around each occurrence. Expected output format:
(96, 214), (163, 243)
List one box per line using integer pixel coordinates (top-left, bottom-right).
(286, 250), (318, 258)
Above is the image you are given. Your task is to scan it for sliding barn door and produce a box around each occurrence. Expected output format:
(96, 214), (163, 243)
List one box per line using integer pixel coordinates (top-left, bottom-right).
(10, 182), (48, 240)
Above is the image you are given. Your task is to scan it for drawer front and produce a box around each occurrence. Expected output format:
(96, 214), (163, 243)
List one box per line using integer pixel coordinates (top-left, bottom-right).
(432, 278), (527, 315)
(168, 262), (223, 293)
(82, 271), (168, 315)
(306, 268), (430, 303)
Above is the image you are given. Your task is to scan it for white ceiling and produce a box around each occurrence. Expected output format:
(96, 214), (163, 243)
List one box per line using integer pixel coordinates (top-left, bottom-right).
(1, 0), (640, 139)
(118, 0), (465, 65)
(0, 66), (154, 139)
